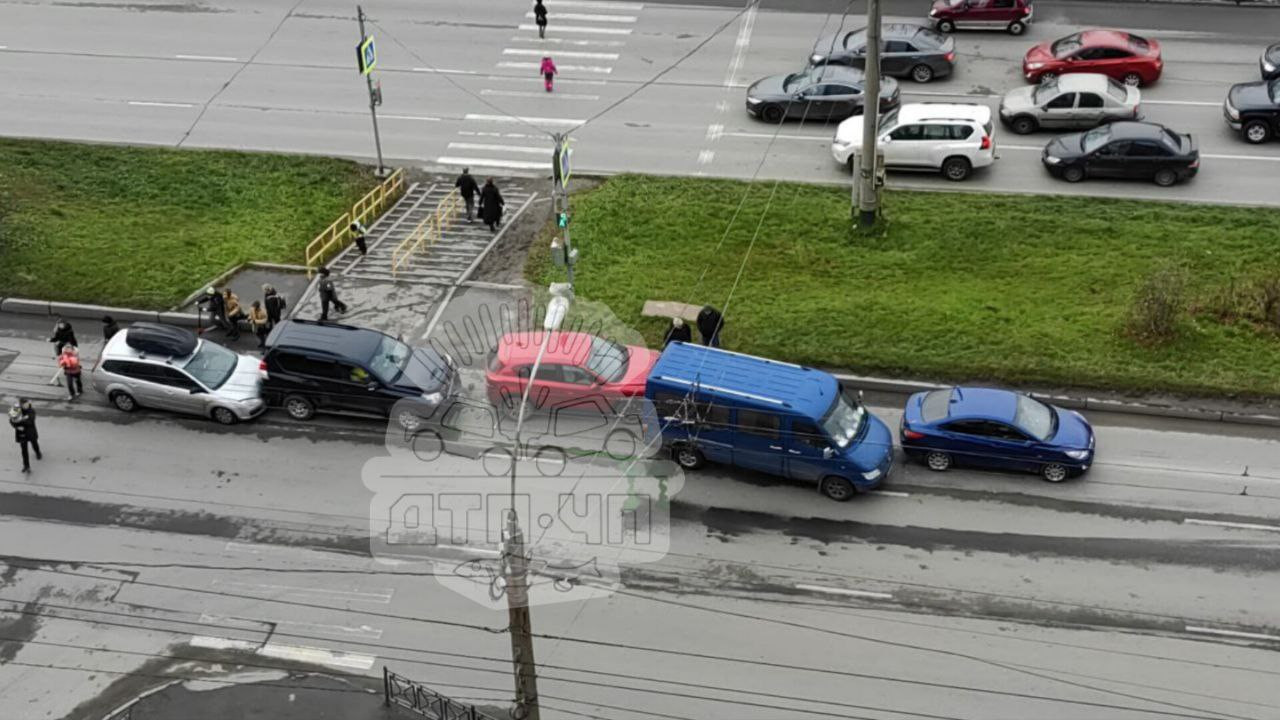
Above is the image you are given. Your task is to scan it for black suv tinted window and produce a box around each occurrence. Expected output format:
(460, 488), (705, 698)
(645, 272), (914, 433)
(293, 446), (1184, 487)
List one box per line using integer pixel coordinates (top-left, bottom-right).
(276, 353), (343, 380)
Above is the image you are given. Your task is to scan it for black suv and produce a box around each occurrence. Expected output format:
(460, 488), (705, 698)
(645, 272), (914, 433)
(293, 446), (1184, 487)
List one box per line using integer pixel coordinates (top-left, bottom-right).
(260, 320), (457, 429)
(1224, 78), (1280, 144)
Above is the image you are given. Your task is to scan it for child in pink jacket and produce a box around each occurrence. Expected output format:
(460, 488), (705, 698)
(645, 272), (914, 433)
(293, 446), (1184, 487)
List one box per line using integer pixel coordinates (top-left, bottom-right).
(541, 56), (557, 92)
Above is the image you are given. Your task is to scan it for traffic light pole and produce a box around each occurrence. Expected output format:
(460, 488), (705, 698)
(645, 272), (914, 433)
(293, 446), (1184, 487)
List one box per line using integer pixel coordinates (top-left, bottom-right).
(856, 0), (883, 227)
(356, 5), (387, 177)
(552, 132), (575, 289)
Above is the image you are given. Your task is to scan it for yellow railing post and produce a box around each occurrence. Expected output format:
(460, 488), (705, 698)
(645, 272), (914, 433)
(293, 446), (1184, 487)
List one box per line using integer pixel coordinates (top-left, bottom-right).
(306, 168), (406, 274)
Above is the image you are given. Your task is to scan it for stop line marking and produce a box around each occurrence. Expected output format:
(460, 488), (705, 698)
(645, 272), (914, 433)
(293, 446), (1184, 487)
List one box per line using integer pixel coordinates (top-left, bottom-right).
(190, 636), (376, 670)
(795, 583), (893, 600)
(465, 113), (584, 125)
(175, 54), (237, 62)
(128, 101), (193, 108)
(1185, 626), (1280, 643)
(496, 60), (613, 74)
(1184, 518), (1280, 533)
(518, 23), (632, 35)
(503, 48), (619, 60)
(525, 11), (636, 22)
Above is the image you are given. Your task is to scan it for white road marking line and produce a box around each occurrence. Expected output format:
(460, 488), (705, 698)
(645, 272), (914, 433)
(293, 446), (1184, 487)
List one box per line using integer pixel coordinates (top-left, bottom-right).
(190, 636), (257, 652)
(697, 150), (715, 165)
(503, 48), (619, 60)
(525, 11), (636, 22)
(459, 130), (573, 141)
(380, 114), (442, 122)
(1144, 99), (1221, 107)
(486, 74), (610, 86)
(496, 61), (612, 74)
(869, 490), (911, 498)
(906, 89), (1223, 108)
(542, 0), (643, 9)
(1185, 626), (1280, 642)
(795, 583), (893, 600)
(1202, 152), (1280, 163)
(448, 142), (549, 155)
(1184, 518), (1280, 533)
(723, 1), (758, 89)
(705, 123), (723, 141)
(518, 24), (632, 35)
(481, 88), (600, 100)
(212, 580), (394, 604)
(723, 131), (828, 141)
(175, 54), (238, 62)
(412, 67), (479, 75)
(465, 113), (583, 126)
(508, 37), (625, 47)
(436, 544), (504, 556)
(199, 613), (384, 640)
(189, 635), (375, 669)
(1000, 144), (1044, 151)
(436, 156), (550, 170)
(128, 101), (194, 108)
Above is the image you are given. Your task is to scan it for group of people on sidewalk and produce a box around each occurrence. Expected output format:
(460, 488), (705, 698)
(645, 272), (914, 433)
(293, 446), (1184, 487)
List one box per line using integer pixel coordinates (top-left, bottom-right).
(198, 284), (287, 347)
(46, 316), (118, 402)
(454, 169), (506, 232)
(663, 305), (725, 348)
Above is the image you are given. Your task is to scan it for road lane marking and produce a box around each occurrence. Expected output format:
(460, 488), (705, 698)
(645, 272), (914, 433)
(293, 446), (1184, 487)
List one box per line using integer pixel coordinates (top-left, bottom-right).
(212, 580), (394, 604)
(907, 89), (1223, 108)
(1185, 626), (1280, 643)
(485, 74), (610, 86)
(795, 583), (893, 600)
(869, 490), (911, 498)
(706, 123), (723, 141)
(697, 149), (715, 165)
(508, 37), (625, 47)
(380, 114), (442, 122)
(1184, 518), (1280, 533)
(412, 67), (479, 75)
(999, 144), (1043, 151)
(128, 101), (194, 108)
(1202, 152), (1280, 163)
(544, 0), (644, 9)
(259, 643), (377, 669)
(723, 1), (757, 88)
(448, 142), (549, 155)
(503, 48), (619, 60)
(199, 613), (384, 640)
(525, 11), (636, 22)
(518, 24), (632, 35)
(496, 61), (613, 74)
(723, 131), (828, 141)
(1144, 99), (1221, 107)
(481, 88), (600, 100)
(465, 113), (584, 125)
(459, 130), (573, 141)
(175, 54), (237, 62)
(436, 156), (550, 170)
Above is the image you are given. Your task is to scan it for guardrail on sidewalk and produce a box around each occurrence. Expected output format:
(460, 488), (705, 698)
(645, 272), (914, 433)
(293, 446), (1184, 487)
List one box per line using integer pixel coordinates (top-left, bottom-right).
(304, 168), (405, 275)
(390, 188), (462, 277)
(384, 667), (501, 720)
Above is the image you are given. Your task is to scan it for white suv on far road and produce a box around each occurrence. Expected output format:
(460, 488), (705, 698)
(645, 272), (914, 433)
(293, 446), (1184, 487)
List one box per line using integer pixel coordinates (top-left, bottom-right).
(832, 102), (996, 181)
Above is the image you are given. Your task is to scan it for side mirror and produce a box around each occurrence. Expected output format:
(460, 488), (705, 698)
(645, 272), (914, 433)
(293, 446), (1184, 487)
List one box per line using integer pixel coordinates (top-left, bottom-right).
(880, 136), (892, 144)
(822, 447), (836, 459)
(189, 388), (203, 395)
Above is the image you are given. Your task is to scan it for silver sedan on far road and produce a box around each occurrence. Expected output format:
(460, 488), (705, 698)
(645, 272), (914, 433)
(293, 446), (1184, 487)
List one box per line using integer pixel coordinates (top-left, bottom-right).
(999, 73), (1141, 135)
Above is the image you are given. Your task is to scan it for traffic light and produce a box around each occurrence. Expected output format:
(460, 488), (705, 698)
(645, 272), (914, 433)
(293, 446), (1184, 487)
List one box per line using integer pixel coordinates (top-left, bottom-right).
(557, 212), (569, 228)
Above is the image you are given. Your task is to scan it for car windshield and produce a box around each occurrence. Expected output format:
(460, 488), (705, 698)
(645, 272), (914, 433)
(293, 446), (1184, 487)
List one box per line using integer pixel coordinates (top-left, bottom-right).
(1032, 78), (1059, 103)
(915, 27), (947, 46)
(1128, 34), (1150, 52)
(1051, 33), (1082, 58)
(181, 341), (238, 390)
(368, 335), (412, 385)
(1080, 124), (1112, 153)
(584, 337), (630, 383)
(820, 392), (866, 449)
(1105, 78), (1129, 102)
(783, 69), (815, 92)
(878, 107), (900, 133)
(843, 30), (867, 51)
(1270, 79), (1280, 102)
(1160, 128), (1182, 151)
(1012, 394), (1056, 441)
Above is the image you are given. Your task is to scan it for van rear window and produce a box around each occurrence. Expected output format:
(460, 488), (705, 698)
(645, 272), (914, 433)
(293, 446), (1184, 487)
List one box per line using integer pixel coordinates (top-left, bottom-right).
(920, 390), (953, 422)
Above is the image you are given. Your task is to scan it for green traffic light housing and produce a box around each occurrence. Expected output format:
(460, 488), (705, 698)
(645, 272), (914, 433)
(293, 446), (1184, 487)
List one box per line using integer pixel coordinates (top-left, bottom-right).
(557, 212), (569, 228)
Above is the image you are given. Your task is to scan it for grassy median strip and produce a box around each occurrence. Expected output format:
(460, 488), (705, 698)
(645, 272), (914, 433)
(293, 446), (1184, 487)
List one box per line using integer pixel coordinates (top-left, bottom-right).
(529, 175), (1280, 398)
(0, 138), (376, 308)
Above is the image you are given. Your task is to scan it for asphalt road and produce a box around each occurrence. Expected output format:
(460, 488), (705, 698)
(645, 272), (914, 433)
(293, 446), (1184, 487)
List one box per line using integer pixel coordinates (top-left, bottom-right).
(2, 0), (1279, 206)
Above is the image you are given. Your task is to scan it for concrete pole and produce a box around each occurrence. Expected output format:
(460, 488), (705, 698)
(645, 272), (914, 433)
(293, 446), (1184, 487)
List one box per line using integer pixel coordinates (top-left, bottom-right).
(357, 6), (387, 178)
(856, 0), (882, 227)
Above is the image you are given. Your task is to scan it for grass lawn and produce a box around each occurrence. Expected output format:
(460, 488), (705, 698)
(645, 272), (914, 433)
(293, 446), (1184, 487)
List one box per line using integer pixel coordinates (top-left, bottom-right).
(528, 175), (1280, 398)
(0, 138), (376, 308)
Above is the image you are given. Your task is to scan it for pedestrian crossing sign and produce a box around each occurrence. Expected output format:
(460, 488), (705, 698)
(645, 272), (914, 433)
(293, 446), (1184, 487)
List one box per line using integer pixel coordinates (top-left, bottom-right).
(357, 36), (377, 75)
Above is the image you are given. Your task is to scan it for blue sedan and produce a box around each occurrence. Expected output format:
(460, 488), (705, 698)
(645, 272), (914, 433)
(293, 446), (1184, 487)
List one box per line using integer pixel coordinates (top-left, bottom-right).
(900, 387), (1095, 483)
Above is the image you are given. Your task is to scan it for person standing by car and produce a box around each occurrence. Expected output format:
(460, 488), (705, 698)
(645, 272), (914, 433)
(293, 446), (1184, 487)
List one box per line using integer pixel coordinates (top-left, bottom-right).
(10, 399), (41, 473)
(263, 284), (287, 329)
(248, 300), (270, 349)
(541, 56), (558, 92)
(455, 168), (480, 223)
(223, 288), (246, 341)
(48, 317), (77, 358)
(101, 315), (121, 341)
(696, 305), (724, 348)
(317, 268), (348, 320)
(534, 0), (548, 38)
(57, 345), (83, 400)
(663, 318), (692, 347)
(479, 178), (505, 232)
(198, 287), (228, 335)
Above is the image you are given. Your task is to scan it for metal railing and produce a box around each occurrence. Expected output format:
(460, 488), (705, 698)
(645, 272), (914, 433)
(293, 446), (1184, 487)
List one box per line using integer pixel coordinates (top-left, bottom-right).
(390, 188), (461, 277)
(305, 167), (405, 274)
(384, 668), (502, 720)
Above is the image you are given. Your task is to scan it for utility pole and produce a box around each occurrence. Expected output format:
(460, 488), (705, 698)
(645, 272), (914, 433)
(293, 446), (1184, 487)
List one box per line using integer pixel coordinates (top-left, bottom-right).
(551, 133), (577, 289)
(856, 0), (883, 227)
(356, 5), (388, 177)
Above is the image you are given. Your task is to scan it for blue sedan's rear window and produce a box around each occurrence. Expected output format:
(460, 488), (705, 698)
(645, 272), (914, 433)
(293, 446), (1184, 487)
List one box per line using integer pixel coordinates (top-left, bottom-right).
(921, 390), (952, 422)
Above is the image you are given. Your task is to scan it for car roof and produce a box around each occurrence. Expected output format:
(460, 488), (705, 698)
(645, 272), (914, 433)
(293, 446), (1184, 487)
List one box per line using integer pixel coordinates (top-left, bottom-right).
(648, 342), (839, 419)
(266, 319), (385, 361)
(102, 325), (201, 363)
(810, 64), (866, 83)
(852, 23), (935, 41)
(1052, 73), (1116, 92)
(1079, 29), (1135, 48)
(894, 102), (991, 124)
(1104, 121), (1172, 140)
(496, 331), (598, 367)
(939, 387), (1019, 424)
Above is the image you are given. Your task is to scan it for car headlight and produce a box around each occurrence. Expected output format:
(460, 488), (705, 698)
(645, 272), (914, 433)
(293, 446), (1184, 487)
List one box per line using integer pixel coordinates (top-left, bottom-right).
(1065, 450), (1090, 460)
(1044, 155), (1062, 165)
(810, 54), (825, 65)
(1225, 102), (1239, 120)
(1027, 62), (1044, 70)
(1265, 60), (1276, 72)
(422, 391), (443, 406)
(862, 468), (882, 481)
(929, 9), (938, 16)
(746, 96), (763, 105)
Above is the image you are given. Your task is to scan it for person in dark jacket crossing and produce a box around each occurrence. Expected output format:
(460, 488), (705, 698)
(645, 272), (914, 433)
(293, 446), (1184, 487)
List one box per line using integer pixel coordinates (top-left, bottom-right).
(317, 268), (347, 321)
(10, 399), (41, 473)
(198, 287), (228, 334)
(263, 284), (287, 329)
(696, 305), (724, 348)
(101, 315), (121, 341)
(455, 168), (480, 223)
(479, 178), (505, 232)
(48, 317), (77, 357)
(534, 0), (548, 38)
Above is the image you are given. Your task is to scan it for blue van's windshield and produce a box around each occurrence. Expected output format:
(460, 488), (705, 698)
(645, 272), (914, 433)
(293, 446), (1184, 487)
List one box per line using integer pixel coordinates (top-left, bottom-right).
(821, 393), (865, 449)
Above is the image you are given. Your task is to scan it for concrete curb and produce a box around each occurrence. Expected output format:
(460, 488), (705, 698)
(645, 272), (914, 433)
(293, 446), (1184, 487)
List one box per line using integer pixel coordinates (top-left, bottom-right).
(832, 373), (1280, 428)
(0, 297), (202, 327)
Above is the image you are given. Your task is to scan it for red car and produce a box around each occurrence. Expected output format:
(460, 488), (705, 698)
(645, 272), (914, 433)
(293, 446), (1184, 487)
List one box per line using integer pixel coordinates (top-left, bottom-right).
(485, 331), (660, 412)
(929, 0), (1034, 36)
(1023, 30), (1163, 87)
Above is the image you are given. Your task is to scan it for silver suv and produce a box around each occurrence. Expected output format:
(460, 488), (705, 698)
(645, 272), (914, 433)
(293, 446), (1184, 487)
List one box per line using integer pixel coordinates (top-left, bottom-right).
(92, 323), (265, 425)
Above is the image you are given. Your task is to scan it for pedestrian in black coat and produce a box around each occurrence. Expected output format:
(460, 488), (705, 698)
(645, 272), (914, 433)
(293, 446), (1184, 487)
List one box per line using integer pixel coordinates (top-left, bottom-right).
(696, 305), (724, 348)
(455, 168), (480, 222)
(263, 284), (287, 328)
(479, 179), (505, 232)
(317, 268), (348, 321)
(48, 317), (77, 357)
(534, 0), (548, 38)
(198, 287), (228, 334)
(9, 399), (41, 473)
(101, 315), (121, 341)
(663, 317), (692, 347)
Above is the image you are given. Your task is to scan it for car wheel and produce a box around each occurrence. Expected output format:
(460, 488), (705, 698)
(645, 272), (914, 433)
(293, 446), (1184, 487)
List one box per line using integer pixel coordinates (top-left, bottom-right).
(937, 19), (955, 33)
(941, 156), (972, 181)
(110, 391), (137, 413)
(925, 451), (952, 472)
(910, 64), (935, 83)
(397, 409), (423, 431)
(673, 444), (705, 470)
(1122, 72), (1143, 87)
(1153, 168), (1178, 187)
(210, 406), (238, 426)
(283, 394), (316, 421)
(761, 104), (785, 124)
(1062, 165), (1086, 183)
(1007, 20), (1026, 35)
(1010, 115), (1037, 135)
(1243, 120), (1272, 144)
(820, 476), (856, 502)
(1041, 463), (1069, 483)
(1038, 72), (1057, 84)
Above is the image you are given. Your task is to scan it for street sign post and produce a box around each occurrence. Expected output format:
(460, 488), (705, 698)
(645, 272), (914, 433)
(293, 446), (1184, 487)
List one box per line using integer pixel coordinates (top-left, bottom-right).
(552, 138), (571, 190)
(357, 35), (377, 76)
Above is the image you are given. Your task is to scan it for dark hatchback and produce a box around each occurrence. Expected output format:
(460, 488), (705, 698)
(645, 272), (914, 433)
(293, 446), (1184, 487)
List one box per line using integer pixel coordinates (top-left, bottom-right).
(1041, 121), (1198, 186)
(1224, 78), (1280, 144)
(745, 65), (900, 123)
(809, 24), (956, 83)
(1261, 42), (1280, 81)
(260, 320), (457, 430)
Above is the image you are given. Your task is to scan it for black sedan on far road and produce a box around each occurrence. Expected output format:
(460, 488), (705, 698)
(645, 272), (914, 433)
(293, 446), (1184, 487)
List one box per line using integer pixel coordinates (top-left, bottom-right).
(809, 24), (957, 83)
(746, 65), (901, 123)
(1041, 121), (1198, 186)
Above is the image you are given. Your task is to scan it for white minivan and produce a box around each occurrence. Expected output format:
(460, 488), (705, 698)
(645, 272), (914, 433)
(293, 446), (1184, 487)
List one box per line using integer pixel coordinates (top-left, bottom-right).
(832, 102), (996, 181)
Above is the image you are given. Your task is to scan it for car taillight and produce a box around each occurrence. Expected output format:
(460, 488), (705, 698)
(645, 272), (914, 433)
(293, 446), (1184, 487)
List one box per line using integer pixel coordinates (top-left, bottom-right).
(903, 430), (926, 440)
(620, 386), (643, 397)
(945, 51), (956, 63)
(1189, 158), (1199, 169)
(1022, 5), (1030, 14)
(258, 359), (269, 379)
(980, 135), (991, 150)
